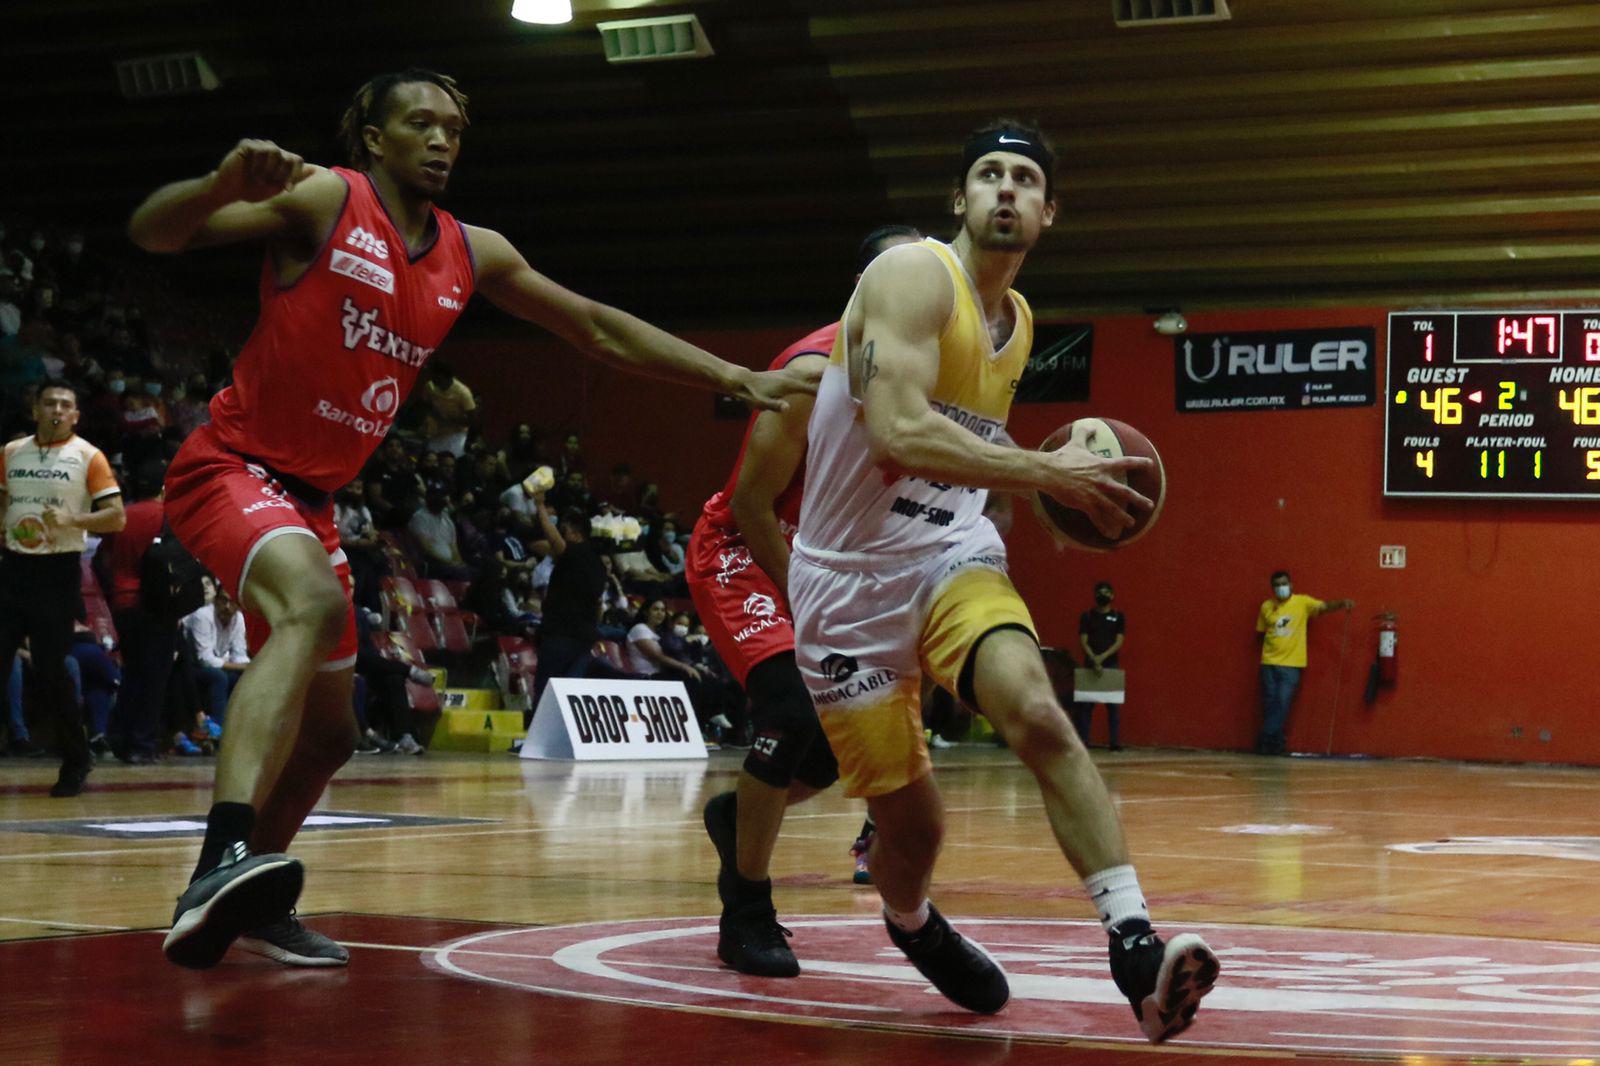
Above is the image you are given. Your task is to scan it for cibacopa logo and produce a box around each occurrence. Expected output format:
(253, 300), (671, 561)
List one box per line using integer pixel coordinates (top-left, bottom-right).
(819, 653), (858, 684)
(743, 593), (777, 618)
(361, 376), (400, 417)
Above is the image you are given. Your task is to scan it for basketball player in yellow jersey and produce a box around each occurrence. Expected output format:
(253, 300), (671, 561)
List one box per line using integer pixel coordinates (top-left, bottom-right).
(789, 121), (1218, 1042)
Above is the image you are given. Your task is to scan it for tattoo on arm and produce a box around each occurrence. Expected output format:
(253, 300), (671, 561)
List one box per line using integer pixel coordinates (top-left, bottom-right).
(850, 339), (879, 400)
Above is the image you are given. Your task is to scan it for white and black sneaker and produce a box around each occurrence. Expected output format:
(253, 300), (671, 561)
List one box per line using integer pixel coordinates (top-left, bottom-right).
(884, 904), (1009, 1014)
(1109, 927), (1220, 1043)
(161, 842), (304, 970)
(237, 913), (350, 967)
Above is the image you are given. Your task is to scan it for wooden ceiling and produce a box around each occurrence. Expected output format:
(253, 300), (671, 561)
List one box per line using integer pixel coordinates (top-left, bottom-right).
(8, 0), (1600, 328)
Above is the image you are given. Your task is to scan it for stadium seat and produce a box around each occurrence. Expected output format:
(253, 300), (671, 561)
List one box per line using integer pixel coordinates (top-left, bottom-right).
(431, 610), (472, 657)
(381, 632), (441, 715)
(401, 608), (440, 653)
(377, 532), (421, 581)
(415, 579), (456, 611)
(494, 636), (538, 702)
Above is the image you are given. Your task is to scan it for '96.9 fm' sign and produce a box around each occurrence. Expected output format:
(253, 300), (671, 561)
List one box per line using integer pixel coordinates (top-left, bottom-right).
(1175, 327), (1376, 413)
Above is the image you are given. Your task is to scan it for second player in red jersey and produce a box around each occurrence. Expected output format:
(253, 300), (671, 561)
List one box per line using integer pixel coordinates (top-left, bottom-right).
(688, 227), (921, 979)
(686, 324), (830, 684)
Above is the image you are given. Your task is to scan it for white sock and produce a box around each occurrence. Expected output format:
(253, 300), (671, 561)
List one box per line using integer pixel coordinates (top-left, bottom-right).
(884, 900), (931, 933)
(1084, 865), (1149, 934)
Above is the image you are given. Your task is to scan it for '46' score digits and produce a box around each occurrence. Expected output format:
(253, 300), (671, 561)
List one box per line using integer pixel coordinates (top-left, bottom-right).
(1385, 310), (1600, 498)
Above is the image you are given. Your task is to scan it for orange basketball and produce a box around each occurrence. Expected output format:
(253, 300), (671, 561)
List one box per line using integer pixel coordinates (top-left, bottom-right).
(1030, 417), (1166, 552)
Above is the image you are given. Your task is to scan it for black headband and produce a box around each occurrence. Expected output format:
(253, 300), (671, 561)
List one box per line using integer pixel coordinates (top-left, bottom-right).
(960, 128), (1055, 195)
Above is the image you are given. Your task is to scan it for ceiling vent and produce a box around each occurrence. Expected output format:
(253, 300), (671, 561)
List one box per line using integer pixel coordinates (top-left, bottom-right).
(115, 52), (220, 98)
(597, 14), (714, 63)
(1113, 0), (1231, 27)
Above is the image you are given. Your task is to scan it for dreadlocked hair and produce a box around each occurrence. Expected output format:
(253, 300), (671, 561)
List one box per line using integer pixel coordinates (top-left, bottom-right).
(337, 68), (470, 168)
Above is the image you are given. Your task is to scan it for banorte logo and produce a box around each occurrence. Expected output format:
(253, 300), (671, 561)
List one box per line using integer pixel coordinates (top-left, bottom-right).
(361, 377), (400, 417)
(9, 515), (48, 550)
(819, 653), (858, 684)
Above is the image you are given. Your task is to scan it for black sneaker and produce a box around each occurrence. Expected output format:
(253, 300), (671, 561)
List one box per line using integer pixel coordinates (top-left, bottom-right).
(162, 842), (305, 970)
(89, 734), (113, 759)
(718, 898), (799, 978)
(702, 790), (737, 874)
(1109, 928), (1220, 1043)
(10, 736), (46, 758)
(49, 761), (91, 798)
(237, 912), (350, 967)
(884, 904), (1009, 1014)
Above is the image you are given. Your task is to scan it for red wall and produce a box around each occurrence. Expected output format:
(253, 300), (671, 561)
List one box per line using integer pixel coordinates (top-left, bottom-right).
(452, 308), (1598, 766)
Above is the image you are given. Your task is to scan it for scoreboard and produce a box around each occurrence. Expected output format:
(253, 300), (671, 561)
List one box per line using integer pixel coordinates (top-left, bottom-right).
(1384, 310), (1600, 498)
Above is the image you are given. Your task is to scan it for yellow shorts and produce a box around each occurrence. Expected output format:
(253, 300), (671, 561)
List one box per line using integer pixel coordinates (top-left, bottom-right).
(789, 522), (1037, 798)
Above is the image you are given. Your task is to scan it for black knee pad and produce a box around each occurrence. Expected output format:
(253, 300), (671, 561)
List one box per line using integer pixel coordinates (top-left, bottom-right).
(742, 653), (839, 791)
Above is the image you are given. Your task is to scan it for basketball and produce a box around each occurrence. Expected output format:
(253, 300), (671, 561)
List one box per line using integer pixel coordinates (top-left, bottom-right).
(1030, 417), (1166, 552)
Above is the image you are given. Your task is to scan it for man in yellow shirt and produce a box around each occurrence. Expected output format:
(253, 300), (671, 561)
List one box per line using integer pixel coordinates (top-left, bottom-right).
(1256, 569), (1352, 755)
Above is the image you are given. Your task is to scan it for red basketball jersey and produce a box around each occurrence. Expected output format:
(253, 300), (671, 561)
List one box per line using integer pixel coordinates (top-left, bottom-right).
(698, 322), (837, 538)
(208, 167), (476, 491)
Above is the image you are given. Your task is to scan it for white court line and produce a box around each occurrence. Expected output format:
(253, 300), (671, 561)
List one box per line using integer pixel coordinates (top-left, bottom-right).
(1316, 1008), (1600, 1037)
(0, 915), (130, 931)
(1278, 1032), (1596, 1047)
(339, 939), (554, 962)
(0, 789), (1334, 863)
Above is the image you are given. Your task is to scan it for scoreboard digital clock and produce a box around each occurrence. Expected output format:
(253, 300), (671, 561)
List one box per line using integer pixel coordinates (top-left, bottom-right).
(1384, 310), (1600, 498)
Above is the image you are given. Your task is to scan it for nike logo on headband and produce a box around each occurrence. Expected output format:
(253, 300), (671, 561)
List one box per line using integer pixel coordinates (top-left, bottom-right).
(998, 135), (1030, 145)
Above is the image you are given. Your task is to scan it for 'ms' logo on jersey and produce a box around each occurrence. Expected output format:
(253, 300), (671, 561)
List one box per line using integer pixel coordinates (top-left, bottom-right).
(345, 226), (389, 260)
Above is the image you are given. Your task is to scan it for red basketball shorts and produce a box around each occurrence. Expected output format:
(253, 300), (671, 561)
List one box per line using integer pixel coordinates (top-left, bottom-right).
(685, 514), (794, 686)
(165, 424), (357, 670)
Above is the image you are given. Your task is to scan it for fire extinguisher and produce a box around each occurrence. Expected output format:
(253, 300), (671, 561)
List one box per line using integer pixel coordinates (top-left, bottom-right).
(1375, 610), (1398, 684)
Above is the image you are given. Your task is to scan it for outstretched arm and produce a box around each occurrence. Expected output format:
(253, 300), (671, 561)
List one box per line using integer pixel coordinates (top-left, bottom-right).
(128, 140), (342, 254)
(465, 226), (816, 413)
(855, 246), (1152, 537)
(729, 353), (825, 594)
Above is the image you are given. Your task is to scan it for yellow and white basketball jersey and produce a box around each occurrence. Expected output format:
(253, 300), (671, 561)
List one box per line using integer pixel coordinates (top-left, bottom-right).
(795, 239), (1031, 559)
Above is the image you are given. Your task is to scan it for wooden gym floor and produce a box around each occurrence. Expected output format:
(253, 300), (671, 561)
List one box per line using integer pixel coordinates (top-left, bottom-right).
(1, 746), (1596, 1064)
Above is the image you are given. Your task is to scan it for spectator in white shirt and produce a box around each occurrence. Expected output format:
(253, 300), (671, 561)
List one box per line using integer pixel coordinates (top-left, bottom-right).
(498, 480), (541, 534)
(408, 484), (472, 581)
(182, 588), (249, 722)
(625, 599), (703, 682)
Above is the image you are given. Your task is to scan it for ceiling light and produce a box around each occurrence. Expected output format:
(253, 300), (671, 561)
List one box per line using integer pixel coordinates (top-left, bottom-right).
(512, 0), (573, 25)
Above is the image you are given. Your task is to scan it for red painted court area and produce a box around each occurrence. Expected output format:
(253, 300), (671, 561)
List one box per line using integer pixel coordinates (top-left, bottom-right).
(6, 913), (1593, 1065)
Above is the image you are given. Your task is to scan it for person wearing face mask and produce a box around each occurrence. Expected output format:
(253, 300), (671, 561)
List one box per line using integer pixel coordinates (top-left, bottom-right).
(1255, 570), (1353, 756)
(407, 483), (472, 582)
(1072, 581), (1126, 751)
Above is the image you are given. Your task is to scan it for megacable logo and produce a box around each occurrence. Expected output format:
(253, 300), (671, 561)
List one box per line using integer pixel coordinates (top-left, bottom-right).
(427, 916), (1600, 1059)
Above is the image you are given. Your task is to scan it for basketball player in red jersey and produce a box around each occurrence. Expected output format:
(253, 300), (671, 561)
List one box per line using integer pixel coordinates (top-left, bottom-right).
(691, 226), (921, 977)
(127, 69), (816, 971)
